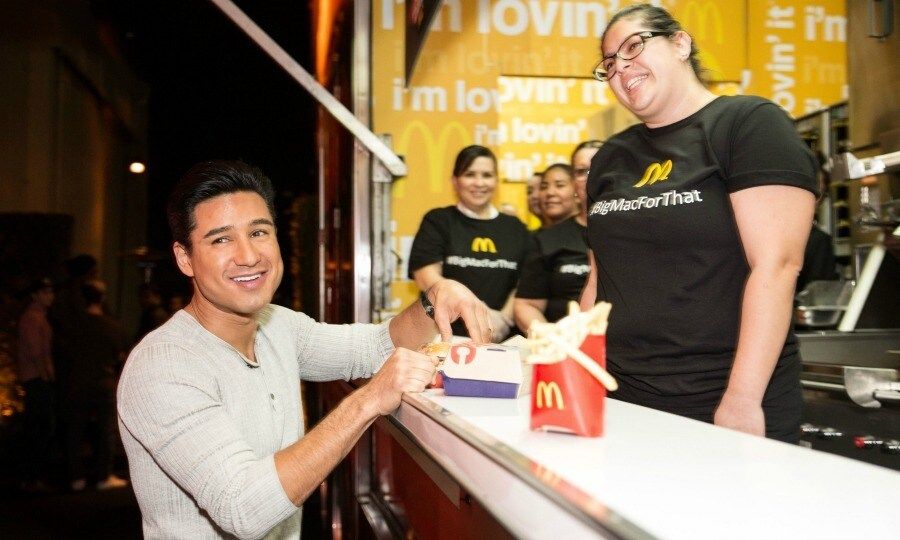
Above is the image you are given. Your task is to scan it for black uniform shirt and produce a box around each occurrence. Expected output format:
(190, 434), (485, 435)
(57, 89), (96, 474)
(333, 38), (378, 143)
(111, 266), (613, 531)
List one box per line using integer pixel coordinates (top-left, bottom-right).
(516, 216), (589, 323)
(408, 206), (530, 336)
(585, 95), (818, 406)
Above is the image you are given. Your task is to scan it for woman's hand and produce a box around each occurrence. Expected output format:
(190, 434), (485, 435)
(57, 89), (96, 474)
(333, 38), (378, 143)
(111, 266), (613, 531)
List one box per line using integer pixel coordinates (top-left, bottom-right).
(714, 391), (765, 437)
(427, 279), (492, 343)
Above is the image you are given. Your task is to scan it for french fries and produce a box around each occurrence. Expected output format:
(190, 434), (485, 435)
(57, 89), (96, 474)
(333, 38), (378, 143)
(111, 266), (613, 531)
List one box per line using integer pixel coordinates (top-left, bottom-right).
(420, 341), (451, 359)
(525, 301), (617, 391)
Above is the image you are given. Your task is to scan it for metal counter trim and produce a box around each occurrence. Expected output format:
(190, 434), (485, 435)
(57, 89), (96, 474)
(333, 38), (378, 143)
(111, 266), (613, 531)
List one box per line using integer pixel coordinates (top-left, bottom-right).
(395, 392), (653, 540)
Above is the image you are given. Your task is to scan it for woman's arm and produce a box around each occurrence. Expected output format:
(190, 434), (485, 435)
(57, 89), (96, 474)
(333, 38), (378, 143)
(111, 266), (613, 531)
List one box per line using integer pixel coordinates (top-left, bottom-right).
(412, 263), (444, 292)
(514, 297), (548, 333)
(579, 251), (597, 310)
(716, 185), (815, 436)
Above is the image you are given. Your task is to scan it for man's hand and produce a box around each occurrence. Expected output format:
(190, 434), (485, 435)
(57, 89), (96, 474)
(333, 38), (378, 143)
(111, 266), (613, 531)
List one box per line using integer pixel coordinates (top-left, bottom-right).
(714, 391), (765, 437)
(361, 348), (438, 416)
(427, 279), (492, 343)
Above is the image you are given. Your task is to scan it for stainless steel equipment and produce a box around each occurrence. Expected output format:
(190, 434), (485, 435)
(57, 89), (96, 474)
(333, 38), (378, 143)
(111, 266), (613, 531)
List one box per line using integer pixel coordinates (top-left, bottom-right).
(799, 330), (900, 470)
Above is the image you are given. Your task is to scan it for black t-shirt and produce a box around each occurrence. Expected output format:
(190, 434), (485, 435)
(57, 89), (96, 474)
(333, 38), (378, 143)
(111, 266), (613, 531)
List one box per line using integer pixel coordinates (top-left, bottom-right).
(516, 216), (589, 323)
(408, 206), (530, 335)
(585, 95), (818, 412)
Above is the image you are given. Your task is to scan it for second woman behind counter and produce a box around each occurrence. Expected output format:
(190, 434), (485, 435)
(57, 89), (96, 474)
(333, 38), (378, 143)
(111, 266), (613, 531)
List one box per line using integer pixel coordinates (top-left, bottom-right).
(408, 145), (530, 341)
(514, 163), (588, 331)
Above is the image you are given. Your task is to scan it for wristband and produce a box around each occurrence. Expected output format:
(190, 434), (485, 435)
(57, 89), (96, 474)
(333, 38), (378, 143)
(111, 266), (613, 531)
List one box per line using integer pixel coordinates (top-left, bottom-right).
(419, 291), (435, 319)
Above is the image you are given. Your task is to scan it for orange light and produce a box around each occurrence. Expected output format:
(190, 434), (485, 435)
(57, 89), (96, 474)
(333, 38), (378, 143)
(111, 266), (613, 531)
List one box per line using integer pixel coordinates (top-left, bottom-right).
(129, 162), (146, 174)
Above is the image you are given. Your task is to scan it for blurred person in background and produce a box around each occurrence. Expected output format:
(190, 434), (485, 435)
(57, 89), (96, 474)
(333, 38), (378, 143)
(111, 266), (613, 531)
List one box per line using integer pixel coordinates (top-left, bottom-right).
(537, 163), (580, 228)
(526, 170), (544, 229)
(50, 254), (99, 429)
(581, 4), (817, 442)
(65, 279), (129, 491)
(569, 140), (605, 306)
(134, 283), (170, 343)
(408, 145), (531, 341)
(515, 162), (592, 331)
(167, 292), (187, 314)
(571, 140), (604, 188)
(16, 277), (56, 492)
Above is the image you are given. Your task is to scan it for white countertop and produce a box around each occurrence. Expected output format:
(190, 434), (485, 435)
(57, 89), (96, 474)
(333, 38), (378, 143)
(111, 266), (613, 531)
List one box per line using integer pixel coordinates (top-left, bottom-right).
(404, 390), (900, 539)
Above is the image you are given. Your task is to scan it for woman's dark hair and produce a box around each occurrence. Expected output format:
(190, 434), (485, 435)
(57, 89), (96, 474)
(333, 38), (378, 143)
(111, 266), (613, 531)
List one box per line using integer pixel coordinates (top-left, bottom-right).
(166, 160), (276, 250)
(452, 145), (496, 177)
(571, 140), (604, 162)
(602, 3), (705, 82)
(541, 163), (574, 181)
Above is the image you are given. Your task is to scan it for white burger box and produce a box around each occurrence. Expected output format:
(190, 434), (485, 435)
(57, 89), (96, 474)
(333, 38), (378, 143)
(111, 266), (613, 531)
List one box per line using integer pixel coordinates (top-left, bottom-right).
(439, 340), (531, 399)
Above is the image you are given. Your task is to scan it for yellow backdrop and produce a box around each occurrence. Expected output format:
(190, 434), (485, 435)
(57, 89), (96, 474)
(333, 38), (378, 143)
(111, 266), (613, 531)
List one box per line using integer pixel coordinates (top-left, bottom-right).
(372, 0), (846, 312)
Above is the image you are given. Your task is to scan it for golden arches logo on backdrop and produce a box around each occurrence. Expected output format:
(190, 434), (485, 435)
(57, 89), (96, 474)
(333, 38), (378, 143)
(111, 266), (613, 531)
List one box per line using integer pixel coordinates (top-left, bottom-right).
(633, 160), (673, 188)
(681, 0), (724, 44)
(395, 120), (472, 197)
(536, 381), (565, 410)
(679, 0), (727, 80)
(470, 237), (497, 253)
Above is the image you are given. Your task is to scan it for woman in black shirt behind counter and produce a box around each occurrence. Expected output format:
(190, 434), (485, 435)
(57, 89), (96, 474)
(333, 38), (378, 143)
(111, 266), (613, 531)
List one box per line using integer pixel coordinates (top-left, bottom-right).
(408, 145), (530, 340)
(514, 163), (590, 331)
(582, 4), (818, 442)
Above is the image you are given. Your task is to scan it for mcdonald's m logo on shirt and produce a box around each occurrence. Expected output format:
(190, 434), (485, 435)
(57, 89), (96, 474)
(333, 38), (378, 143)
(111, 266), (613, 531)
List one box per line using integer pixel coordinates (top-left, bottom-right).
(535, 381), (565, 410)
(633, 160), (673, 188)
(471, 237), (497, 253)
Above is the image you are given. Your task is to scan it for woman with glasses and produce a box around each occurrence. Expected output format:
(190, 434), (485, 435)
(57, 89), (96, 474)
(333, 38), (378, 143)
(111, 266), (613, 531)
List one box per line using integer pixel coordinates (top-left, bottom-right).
(408, 145), (530, 341)
(581, 4), (818, 443)
(514, 163), (590, 330)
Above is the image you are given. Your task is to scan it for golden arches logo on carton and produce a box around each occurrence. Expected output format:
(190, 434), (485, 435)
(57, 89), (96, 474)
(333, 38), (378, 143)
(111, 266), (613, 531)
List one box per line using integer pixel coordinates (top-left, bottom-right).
(633, 160), (673, 188)
(395, 120), (473, 197)
(470, 237), (497, 253)
(536, 381), (565, 410)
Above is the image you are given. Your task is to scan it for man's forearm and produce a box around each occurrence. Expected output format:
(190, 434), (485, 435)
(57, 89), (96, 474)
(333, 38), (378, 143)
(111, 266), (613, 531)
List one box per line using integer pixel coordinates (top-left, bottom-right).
(389, 291), (438, 350)
(273, 386), (378, 505)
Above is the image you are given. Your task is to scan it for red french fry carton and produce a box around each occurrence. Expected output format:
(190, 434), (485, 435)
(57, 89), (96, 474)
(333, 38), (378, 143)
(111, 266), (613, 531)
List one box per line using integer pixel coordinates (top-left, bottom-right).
(530, 333), (606, 437)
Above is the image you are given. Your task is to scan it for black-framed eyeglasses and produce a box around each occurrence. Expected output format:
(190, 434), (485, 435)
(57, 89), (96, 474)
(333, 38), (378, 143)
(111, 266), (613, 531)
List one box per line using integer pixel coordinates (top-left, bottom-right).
(592, 31), (670, 82)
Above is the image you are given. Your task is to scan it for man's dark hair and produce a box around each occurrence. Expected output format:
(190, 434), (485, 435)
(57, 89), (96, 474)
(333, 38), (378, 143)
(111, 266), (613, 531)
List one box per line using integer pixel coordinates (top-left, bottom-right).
(452, 145), (497, 177)
(166, 160), (276, 250)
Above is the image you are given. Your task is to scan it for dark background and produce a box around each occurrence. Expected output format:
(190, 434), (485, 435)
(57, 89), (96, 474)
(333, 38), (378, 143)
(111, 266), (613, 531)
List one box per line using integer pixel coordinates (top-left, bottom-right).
(91, 0), (317, 249)
(1, 2), (324, 536)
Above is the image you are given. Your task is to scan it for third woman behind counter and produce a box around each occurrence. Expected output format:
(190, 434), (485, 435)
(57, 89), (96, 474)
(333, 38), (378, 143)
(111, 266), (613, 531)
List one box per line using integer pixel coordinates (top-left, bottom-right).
(408, 145), (530, 341)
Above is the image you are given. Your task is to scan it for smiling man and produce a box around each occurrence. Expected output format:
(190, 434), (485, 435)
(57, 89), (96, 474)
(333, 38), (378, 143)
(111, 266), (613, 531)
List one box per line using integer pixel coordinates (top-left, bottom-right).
(117, 160), (491, 539)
